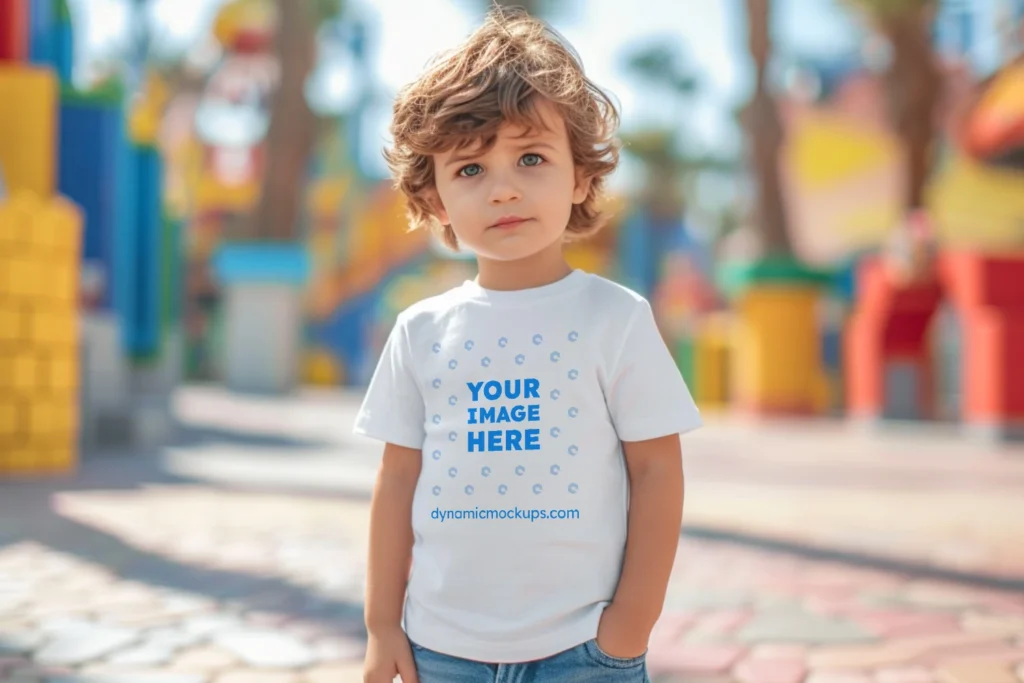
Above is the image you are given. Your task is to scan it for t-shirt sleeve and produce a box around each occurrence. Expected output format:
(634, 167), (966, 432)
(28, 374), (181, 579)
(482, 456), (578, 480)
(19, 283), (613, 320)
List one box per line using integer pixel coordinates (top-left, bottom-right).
(606, 300), (703, 442)
(352, 316), (426, 449)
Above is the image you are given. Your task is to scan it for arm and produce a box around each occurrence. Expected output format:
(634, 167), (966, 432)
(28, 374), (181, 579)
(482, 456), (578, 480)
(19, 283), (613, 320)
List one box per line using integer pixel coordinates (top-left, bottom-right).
(365, 442), (421, 632)
(363, 443), (421, 683)
(597, 433), (684, 657)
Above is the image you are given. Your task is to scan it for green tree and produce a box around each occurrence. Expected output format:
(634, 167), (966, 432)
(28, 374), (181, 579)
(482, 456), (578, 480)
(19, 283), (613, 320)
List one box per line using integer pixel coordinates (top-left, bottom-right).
(619, 41), (714, 220)
(846, 0), (942, 213)
(624, 41), (698, 102)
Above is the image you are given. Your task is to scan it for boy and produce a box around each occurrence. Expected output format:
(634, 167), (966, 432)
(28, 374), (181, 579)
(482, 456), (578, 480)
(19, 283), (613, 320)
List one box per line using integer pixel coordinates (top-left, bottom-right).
(354, 7), (702, 682)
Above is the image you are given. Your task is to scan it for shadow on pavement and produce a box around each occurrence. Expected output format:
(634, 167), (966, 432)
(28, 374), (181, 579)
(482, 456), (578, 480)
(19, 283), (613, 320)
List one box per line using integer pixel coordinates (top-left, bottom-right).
(0, 446), (369, 639)
(168, 423), (337, 452)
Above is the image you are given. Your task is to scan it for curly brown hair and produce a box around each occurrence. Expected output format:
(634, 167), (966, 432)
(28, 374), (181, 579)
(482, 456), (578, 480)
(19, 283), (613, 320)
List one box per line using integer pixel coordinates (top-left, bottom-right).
(383, 6), (621, 250)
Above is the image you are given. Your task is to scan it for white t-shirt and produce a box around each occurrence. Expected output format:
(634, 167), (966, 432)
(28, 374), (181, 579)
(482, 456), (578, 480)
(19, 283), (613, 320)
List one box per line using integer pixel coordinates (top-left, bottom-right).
(353, 269), (702, 663)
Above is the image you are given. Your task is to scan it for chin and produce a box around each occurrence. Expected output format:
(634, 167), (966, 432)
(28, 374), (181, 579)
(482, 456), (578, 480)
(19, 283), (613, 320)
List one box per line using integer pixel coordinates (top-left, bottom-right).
(475, 243), (556, 263)
(472, 232), (565, 263)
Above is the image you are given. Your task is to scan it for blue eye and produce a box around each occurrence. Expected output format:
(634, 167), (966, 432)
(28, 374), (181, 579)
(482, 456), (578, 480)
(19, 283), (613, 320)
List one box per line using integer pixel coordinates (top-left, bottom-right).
(458, 164), (483, 177)
(520, 154), (544, 167)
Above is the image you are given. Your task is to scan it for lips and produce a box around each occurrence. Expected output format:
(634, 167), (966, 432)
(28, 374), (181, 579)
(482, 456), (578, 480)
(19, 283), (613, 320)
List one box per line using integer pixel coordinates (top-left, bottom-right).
(489, 216), (531, 229)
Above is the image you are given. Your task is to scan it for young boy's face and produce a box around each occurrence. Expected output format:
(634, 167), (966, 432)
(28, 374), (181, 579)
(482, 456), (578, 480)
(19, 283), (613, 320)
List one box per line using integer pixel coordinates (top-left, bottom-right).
(429, 98), (590, 263)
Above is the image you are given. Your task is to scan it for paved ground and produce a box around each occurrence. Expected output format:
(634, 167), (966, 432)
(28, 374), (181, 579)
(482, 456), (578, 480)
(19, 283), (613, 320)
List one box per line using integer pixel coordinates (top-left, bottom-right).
(0, 385), (1021, 682)
(679, 414), (1024, 584)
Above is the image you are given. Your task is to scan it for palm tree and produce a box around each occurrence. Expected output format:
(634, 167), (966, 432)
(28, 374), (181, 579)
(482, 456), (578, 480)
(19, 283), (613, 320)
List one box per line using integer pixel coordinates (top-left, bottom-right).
(846, 0), (942, 214)
(249, 0), (341, 241)
(624, 41), (698, 111)
(620, 41), (739, 221)
(741, 0), (793, 257)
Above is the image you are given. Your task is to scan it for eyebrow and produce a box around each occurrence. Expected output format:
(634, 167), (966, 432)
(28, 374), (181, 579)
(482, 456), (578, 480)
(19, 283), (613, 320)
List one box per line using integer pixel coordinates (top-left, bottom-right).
(443, 140), (558, 168)
(444, 149), (480, 167)
(517, 140), (557, 154)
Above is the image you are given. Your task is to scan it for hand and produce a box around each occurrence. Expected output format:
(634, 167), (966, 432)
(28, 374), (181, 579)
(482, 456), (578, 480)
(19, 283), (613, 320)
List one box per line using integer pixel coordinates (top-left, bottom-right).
(595, 603), (650, 659)
(363, 625), (419, 683)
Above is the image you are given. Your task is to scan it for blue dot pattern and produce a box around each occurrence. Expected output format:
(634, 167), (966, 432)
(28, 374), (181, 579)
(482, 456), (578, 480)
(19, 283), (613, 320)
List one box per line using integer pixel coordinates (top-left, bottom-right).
(427, 326), (593, 509)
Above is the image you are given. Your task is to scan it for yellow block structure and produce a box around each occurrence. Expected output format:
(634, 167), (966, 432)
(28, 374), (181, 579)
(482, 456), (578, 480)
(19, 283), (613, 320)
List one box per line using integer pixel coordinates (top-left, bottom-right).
(0, 192), (82, 477)
(731, 285), (828, 415)
(0, 65), (58, 198)
(691, 313), (732, 411)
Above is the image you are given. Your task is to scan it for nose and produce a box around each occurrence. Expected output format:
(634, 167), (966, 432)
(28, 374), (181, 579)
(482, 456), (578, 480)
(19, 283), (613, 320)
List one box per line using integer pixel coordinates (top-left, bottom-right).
(487, 172), (521, 205)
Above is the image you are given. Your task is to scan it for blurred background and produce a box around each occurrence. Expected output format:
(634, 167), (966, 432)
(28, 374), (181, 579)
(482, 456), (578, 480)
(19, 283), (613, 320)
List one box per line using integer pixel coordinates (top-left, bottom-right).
(2, 1), (1024, 681)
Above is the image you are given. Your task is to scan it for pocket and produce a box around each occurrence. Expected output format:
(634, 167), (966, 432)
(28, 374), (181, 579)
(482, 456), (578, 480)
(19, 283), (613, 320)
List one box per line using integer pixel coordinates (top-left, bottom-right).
(583, 638), (646, 668)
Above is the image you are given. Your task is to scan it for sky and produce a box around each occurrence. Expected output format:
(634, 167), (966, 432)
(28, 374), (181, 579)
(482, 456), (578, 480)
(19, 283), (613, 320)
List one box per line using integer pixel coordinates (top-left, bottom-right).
(65, 0), (1009, 186)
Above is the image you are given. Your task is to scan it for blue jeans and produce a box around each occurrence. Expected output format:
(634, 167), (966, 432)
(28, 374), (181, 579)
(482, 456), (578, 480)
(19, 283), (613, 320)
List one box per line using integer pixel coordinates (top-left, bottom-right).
(410, 638), (651, 682)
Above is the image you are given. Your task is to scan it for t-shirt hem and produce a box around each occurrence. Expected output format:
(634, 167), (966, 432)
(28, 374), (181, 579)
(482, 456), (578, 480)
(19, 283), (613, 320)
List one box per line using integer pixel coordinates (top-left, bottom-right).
(616, 414), (703, 443)
(352, 422), (424, 451)
(405, 611), (604, 663)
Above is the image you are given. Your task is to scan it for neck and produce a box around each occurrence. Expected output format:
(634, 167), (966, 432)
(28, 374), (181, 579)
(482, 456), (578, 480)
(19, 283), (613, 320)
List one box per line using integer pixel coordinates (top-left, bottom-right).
(475, 240), (571, 291)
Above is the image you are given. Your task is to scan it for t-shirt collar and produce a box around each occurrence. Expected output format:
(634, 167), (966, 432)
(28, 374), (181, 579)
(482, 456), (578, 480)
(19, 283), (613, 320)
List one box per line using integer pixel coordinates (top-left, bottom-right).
(460, 269), (587, 305)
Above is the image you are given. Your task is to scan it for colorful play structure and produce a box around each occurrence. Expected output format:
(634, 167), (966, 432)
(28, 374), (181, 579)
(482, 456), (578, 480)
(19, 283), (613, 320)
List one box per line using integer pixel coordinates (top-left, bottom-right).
(0, 0), (182, 478)
(687, 46), (1024, 440)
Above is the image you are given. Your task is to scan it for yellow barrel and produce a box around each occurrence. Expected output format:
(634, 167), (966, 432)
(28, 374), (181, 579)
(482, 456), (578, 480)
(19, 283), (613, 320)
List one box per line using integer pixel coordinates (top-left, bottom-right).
(732, 284), (825, 415)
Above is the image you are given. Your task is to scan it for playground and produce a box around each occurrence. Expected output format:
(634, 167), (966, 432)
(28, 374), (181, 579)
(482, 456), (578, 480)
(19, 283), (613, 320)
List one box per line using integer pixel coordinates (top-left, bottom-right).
(3, 0), (1024, 477)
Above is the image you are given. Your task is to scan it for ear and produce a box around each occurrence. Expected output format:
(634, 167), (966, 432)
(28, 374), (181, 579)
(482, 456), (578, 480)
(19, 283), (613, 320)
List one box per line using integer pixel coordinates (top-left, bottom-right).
(424, 187), (451, 225)
(572, 169), (592, 205)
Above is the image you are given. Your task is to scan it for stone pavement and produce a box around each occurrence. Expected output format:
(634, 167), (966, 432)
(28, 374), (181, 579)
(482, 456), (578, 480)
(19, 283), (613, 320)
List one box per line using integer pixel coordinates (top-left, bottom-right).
(679, 414), (1024, 585)
(0, 385), (1020, 682)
